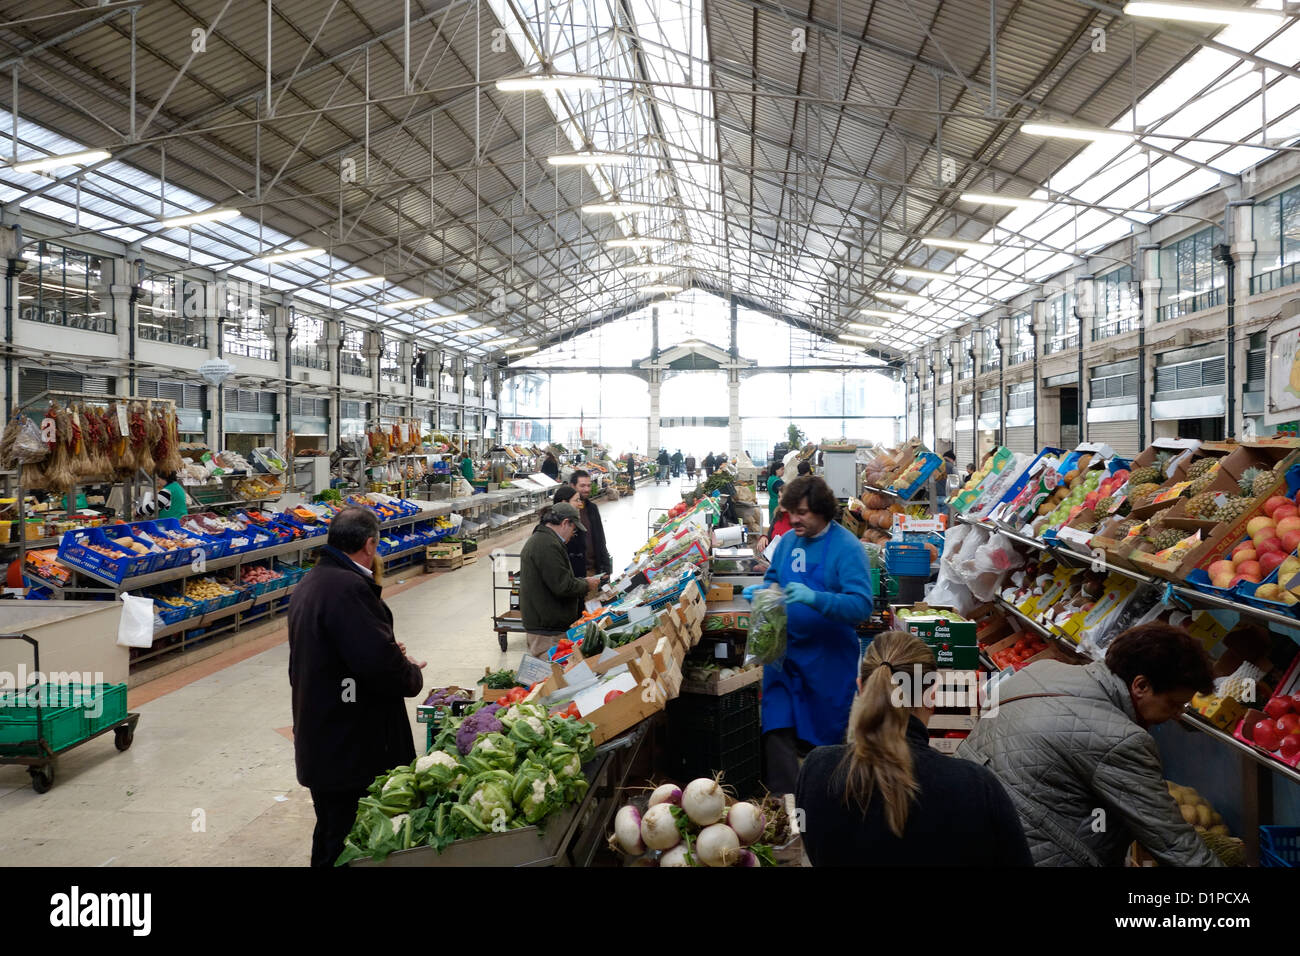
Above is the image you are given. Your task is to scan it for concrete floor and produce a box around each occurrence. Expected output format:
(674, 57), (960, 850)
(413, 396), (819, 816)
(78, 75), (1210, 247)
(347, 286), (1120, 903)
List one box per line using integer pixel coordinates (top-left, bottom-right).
(0, 477), (696, 866)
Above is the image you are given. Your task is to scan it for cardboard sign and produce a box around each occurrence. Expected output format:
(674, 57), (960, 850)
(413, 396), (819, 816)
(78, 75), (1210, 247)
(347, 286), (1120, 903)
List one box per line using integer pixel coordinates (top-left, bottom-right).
(515, 654), (553, 687)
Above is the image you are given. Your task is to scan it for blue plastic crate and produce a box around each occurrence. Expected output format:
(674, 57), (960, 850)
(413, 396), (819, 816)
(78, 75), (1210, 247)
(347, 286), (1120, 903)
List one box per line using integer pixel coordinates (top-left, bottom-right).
(885, 542), (930, 576)
(1184, 568), (1236, 601)
(1260, 826), (1300, 867)
(57, 527), (152, 583)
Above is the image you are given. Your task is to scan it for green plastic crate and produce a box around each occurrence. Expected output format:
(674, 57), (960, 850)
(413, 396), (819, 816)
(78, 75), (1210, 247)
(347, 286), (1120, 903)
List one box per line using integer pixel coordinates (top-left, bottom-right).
(0, 682), (127, 753)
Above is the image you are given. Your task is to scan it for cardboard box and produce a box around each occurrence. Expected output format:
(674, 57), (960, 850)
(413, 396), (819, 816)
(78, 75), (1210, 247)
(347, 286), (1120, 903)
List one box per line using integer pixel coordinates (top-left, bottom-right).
(534, 647), (671, 745)
(703, 598), (751, 632)
(891, 604), (979, 669)
(706, 582), (735, 602)
(680, 665), (764, 697)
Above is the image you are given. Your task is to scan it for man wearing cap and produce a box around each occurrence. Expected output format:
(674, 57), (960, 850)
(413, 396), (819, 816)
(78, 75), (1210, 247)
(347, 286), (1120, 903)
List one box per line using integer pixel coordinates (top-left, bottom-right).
(518, 501), (603, 658)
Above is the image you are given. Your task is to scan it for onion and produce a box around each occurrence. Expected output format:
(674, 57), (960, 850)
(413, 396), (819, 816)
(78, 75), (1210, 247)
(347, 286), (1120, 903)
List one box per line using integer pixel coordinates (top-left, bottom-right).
(659, 844), (691, 867)
(648, 783), (682, 808)
(735, 848), (760, 867)
(695, 823), (741, 867)
(681, 777), (726, 826)
(640, 803), (681, 851)
(613, 805), (645, 855)
(726, 801), (766, 845)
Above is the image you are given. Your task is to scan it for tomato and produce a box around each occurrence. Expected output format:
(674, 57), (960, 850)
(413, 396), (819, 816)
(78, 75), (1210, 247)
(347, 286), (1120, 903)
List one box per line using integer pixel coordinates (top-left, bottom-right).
(604, 689), (624, 704)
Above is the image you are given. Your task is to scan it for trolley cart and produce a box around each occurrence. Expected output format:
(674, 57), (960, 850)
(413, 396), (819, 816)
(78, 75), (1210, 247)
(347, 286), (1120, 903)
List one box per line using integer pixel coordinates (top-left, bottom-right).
(0, 633), (140, 793)
(647, 507), (670, 537)
(490, 552), (525, 653)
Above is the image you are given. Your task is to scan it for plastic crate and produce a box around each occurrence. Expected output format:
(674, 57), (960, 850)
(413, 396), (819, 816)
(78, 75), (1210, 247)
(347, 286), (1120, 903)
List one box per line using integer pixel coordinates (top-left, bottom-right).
(0, 693), (86, 754)
(885, 542), (930, 576)
(1260, 826), (1300, 867)
(57, 527), (153, 582)
(663, 686), (763, 797)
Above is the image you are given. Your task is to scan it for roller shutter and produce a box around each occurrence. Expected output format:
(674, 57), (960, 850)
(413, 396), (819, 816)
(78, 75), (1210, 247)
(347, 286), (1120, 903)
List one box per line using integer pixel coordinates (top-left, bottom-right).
(1004, 425), (1036, 455)
(955, 432), (973, 465)
(1087, 421), (1141, 457)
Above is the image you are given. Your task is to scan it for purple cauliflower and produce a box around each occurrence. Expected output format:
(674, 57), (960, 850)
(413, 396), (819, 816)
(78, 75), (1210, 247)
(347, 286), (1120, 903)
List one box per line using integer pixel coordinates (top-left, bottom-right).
(455, 703), (504, 755)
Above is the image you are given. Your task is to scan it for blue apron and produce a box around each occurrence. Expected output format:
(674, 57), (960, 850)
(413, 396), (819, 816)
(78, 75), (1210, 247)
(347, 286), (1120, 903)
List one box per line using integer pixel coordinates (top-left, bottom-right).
(761, 535), (860, 747)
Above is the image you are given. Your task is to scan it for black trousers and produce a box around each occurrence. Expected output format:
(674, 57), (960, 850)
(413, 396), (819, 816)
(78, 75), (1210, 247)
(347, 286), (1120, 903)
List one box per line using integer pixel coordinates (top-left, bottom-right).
(310, 786), (367, 868)
(763, 728), (816, 797)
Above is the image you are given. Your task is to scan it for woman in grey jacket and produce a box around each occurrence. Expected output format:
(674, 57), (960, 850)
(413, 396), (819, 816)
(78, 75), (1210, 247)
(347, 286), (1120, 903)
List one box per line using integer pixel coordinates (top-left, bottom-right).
(958, 623), (1220, 867)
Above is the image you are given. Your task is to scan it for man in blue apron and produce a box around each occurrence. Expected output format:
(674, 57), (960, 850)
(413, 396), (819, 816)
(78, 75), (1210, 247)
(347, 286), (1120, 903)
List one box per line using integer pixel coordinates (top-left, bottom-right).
(745, 475), (872, 795)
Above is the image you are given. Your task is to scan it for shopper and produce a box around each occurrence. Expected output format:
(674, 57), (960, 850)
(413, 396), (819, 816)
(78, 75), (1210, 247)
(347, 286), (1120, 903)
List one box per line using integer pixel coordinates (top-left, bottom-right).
(684, 454), (696, 480)
(746, 475), (872, 795)
(156, 472), (189, 520)
(288, 506), (426, 868)
(671, 449), (684, 477)
(518, 502), (602, 657)
(964, 462), (976, 484)
(957, 623), (1221, 867)
(766, 460), (785, 527)
(570, 469), (613, 575)
(625, 452), (636, 491)
(549, 485), (589, 576)
(796, 630), (1032, 866)
(656, 448), (670, 479)
(796, 459), (812, 477)
(459, 454), (475, 482)
(540, 452), (560, 481)
(702, 452), (716, 477)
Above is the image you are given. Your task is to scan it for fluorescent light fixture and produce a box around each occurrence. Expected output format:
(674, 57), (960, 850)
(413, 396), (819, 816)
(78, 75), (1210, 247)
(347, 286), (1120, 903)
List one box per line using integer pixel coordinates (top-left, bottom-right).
(608, 238), (667, 249)
(459, 325), (496, 335)
(1020, 122), (1133, 143)
(860, 309), (905, 320)
(389, 296), (433, 309)
(1123, 1), (1285, 25)
(159, 207), (240, 228)
(960, 192), (1049, 210)
(921, 237), (994, 253)
(642, 284), (683, 294)
(624, 264), (672, 275)
(420, 313), (469, 324)
(848, 322), (885, 332)
(840, 334), (877, 344)
(258, 246), (324, 264)
(11, 149), (111, 173)
(582, 202), (650, 215)
(896, 267), (954, 283)
(330, 275), (385, 289)
(876, 291), (927, 304)
(487, 337), (520, 347)
(495, 73), (600, 93)
(547, 151), (632, 166)
(505, 345), (538, 355)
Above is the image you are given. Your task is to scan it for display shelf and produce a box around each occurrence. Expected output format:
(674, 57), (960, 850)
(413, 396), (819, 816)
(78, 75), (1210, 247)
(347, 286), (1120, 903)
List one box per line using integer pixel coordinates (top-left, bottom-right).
(1179, 712), (1300, 787)
(993, 595), (1081, 654)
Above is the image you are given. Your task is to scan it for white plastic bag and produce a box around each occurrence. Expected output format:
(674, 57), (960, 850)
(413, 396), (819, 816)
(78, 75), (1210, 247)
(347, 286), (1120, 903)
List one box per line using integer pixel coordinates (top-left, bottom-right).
(926, 571), (978, 617)
(117, 592), (155, 648)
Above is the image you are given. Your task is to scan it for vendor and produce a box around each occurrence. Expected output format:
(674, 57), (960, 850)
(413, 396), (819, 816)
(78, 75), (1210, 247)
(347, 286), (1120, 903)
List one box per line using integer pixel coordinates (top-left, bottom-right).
(747, 475), (872, 796)
(156, 472), (189, 520)
(518, 502), (602, 658)
(459, 454), (475, 482)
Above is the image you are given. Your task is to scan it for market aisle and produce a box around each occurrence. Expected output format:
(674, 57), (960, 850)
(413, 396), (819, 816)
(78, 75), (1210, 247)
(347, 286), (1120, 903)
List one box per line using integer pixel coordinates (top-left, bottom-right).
(0, 479), (692, 866)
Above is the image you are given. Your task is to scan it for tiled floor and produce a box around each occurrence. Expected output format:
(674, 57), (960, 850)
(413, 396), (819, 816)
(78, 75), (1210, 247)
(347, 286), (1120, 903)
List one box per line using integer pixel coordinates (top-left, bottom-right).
(0, 478), (696, 866)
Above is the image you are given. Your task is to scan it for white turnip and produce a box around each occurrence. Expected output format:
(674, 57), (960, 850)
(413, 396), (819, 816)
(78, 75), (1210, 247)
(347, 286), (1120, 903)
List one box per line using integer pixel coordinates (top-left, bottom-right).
(726, 801), (766, 845)
(735, 848), (760, 867)
(614, 805), (645, 855)
(659, 844), (691, 867)
(640, 802), (681, 851)
(648, 783), (682, 808)
(695, 822), (741, 867)
(681, 777), (726, 826)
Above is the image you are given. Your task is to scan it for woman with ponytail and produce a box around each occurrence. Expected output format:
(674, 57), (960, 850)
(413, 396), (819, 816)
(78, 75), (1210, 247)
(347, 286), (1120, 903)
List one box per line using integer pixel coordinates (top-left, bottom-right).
(795, 631), (1031, 866)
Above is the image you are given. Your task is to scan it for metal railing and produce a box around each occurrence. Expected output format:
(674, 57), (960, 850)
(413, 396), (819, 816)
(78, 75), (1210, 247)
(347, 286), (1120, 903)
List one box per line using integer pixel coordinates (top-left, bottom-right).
(1251, 262), (1300, 295)
(1156, 286), (1224, 322)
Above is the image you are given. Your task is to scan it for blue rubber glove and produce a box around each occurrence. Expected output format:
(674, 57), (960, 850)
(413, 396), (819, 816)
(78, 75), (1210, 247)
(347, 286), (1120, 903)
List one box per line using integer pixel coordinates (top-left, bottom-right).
(784, 582), (817, 607)
(742, 584), (763, 602)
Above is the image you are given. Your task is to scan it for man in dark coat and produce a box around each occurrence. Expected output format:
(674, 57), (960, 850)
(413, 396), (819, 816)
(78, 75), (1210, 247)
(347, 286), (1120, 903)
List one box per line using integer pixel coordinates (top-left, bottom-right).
(288, 506), (426, 867)
(702, 451), (716, 477)
(571, 469), (613, 575)
(519, 501), (602, 657)
(670, 449), (684, 477)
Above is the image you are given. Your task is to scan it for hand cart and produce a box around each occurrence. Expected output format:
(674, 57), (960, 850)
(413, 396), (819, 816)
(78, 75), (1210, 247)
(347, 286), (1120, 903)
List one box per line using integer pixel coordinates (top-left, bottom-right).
(490, 552), (525, 653)
(647, 507), (670, 538)
(0, 633), (140, 793)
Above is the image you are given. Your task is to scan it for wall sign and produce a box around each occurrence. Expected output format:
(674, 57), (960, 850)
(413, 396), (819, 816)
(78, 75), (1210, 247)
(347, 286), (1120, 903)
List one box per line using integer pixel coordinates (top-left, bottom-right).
(1265, 311), (1300, 425)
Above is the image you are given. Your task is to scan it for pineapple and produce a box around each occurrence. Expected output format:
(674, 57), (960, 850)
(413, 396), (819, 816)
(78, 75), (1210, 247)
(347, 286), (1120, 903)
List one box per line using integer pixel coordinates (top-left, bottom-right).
(1128, 466), (1161, 487)
(1148, 527), (1186, 552)
(1213, 495), (1254, 523)
(1253, 467), (1279, 498)
(1188, 472), (1217, 497)
(1154, 450), (1175, 477)
(1096, 496), (1116, 514)
(1187, 458), (1218, 481)
(1238, 466), (1265, 497)
(1185, 491), (1218, 519)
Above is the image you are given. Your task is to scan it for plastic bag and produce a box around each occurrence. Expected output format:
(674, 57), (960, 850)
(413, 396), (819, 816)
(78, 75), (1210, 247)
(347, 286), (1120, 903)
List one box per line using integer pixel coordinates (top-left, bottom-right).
(0, 415), (49, 468)
(117, 592), (156, 648)
(926, 571), (979, 617)
(747, 585), (788, 666)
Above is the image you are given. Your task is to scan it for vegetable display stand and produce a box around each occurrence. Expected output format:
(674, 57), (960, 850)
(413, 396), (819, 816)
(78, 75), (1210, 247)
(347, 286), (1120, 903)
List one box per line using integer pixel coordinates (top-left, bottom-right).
(0, 633), (140, 793)
(350, 720), (654, 867)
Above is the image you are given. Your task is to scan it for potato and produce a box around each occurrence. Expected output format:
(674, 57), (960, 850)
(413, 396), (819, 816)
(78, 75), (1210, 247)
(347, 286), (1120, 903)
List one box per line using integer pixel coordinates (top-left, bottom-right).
(1195, 805), (1212, 828)
(1179, 804), (1198, 825)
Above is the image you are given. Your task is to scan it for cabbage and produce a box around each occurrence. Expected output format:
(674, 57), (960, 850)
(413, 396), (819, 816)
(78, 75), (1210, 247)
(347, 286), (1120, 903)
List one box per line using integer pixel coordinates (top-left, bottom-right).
(462, 732), (518, 775)
(452, 770), (515, 832)
(414, 751), (464, 791)
(511, 758), (562, 824)
(507, 713), (553, 751)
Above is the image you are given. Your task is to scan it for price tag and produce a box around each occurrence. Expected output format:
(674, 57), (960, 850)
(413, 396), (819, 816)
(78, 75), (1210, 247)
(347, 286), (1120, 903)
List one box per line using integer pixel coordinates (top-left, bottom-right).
(515, 654), (554, 686)
(400, 423), (410, 443)
(1212, 492), (1229, 510)
(627, 602), (654, 625)
(117, 404), (129, 433)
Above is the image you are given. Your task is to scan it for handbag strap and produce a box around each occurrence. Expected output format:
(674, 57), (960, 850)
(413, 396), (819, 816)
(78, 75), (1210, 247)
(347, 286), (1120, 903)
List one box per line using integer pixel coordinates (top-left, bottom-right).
(996, 692), (1069, 706)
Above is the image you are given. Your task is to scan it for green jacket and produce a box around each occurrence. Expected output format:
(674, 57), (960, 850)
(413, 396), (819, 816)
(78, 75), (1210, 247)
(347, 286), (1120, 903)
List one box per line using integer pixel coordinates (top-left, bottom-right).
(460, 458), (475, 481)
(518, 525), (588, 633)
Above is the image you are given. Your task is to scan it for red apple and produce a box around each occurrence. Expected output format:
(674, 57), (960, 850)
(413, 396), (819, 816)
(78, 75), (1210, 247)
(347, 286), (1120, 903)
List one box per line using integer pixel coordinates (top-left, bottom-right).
(1264, 696), (1294, 719)
(1232, 548), (1258, 566)
(1281, 735), (1300, 761)
(1236, 560), (1262, 579)
(1265, 495), (1292, 517)
(1208, 559), (1236, 579)
(1260, 551), (1287, 576)
(1275, 506), (1300, 523)
(1248, 516), (1278, 537)
(1252, 718), (1284, 751)
(1232, 541), (1257, 559)
(1282, 530), (1300, 553)
(1276, 515), (1300, 537)
(1278, 713), (1300, 737)
(1257, 537), (1286, 556)
(1291, 693), (1300, 711)
(1231, 574), (1261, 587)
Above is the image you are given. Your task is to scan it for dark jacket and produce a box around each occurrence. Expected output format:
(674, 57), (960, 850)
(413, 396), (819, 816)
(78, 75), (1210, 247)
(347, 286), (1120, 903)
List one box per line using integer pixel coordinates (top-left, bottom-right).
(796, 717), (1033, 866)
(685, 456), (696, 472)
(534, 517), (588, 577)
(519, 525), (589, 632)
(541, 456), (559, 480)
(657, 451), (670, 469)
(288, 546), (423, 793)
(579, 496), (612, 574)
(703, 453), (716, 474)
